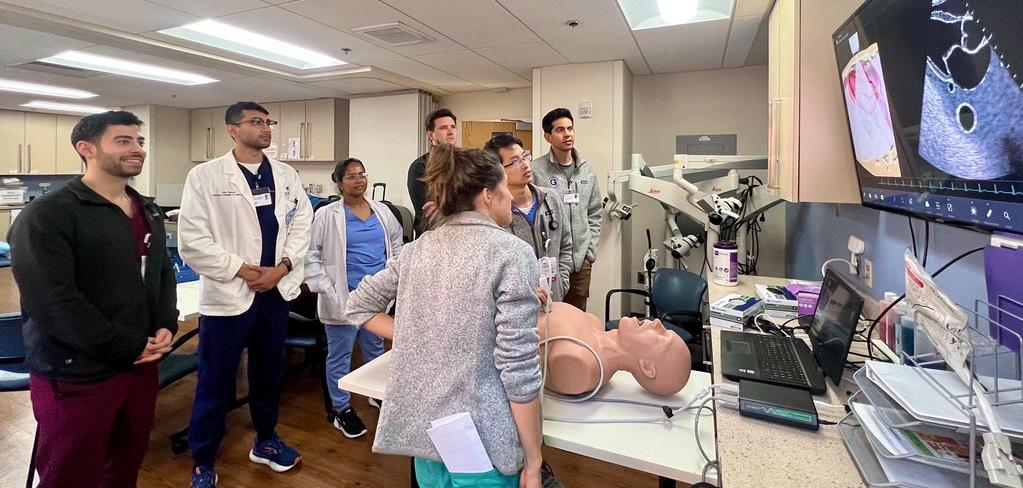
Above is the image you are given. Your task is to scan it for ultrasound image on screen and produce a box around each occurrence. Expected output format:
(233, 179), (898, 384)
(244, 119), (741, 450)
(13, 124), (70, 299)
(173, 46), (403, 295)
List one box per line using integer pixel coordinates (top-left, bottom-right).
(919, 1), (1023, 179)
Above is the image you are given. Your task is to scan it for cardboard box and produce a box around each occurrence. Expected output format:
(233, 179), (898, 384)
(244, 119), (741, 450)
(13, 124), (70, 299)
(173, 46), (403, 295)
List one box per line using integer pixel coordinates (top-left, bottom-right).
(710, 294), (762, 331)
(755, 284), (800, 319)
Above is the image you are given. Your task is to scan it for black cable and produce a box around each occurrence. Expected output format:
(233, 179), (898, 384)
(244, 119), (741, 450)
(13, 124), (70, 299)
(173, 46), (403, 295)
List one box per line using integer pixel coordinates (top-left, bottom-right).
(908, 216), (918, 258)
(865, 246), (986, 360)
(923, 220), (930, 267)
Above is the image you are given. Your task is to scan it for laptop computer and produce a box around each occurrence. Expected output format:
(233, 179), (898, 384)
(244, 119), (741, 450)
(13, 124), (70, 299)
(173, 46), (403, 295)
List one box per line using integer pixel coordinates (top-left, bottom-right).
(719, 270), (866, 395)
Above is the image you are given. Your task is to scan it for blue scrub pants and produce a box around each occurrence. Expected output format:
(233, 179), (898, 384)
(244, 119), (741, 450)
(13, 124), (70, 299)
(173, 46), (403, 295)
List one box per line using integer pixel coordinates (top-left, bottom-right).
(325, 323), (385, 410)
(188, 289), (290, 467)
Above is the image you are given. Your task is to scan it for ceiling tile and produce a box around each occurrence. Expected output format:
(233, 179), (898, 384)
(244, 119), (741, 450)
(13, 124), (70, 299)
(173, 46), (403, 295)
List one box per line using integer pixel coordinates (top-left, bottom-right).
(147, 0), (270, 17)
(734, 0), (773, 17)
(475, 42), (569, 79)
(8, 0), (199, 34)
(723, 15), (762, 68)
(0, 23), (94, 66)
(209, 7), (402, 66)
(413, 50), (528, 88)
(549, 31), (650, 75)
(495, 0), (630, 40)
(381, 0), (540, 49)
(307, 77), (411, 95)
(633, 19), (731, 73)
(369, 58), (472, 87)
(280, 0), (464, 56)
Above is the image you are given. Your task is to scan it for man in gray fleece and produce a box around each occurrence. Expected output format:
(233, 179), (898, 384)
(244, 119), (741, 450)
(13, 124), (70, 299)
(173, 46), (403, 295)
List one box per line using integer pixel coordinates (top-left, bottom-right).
(485, 133), (572, 302)
(344, 210), (542, 478)
(531, 108), (603, 312)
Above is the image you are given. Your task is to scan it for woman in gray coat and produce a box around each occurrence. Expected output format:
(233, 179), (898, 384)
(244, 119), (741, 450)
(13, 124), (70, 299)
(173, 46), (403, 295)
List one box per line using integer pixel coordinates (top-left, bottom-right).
(345, 144), (544, 488)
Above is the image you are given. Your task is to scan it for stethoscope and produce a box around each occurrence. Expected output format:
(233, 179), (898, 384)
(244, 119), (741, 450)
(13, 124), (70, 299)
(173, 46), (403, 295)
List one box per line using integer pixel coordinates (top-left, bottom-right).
(543, 207), (559, 231)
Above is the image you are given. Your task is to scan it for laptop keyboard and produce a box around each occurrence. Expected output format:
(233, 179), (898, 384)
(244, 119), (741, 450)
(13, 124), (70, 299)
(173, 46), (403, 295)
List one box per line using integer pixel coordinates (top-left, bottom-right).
(752, 334), (810, 388)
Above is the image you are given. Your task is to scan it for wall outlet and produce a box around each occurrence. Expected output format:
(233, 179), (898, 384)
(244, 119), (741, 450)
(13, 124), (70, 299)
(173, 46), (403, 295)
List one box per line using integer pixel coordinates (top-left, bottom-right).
(863, 259), (873, 288)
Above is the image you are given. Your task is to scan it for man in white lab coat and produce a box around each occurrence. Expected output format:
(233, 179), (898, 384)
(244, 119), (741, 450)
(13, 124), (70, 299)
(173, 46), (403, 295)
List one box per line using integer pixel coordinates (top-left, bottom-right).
(178, 101), (313, 488)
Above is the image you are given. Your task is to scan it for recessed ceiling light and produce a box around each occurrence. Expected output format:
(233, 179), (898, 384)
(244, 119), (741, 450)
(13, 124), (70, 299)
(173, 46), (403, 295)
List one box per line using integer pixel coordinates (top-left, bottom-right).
(617, 0), (733, 31)
(159, 20), (348, 70)
(0, 79), (97, 99)
(38, 51), (219, 86)
(20, 100), (111, 114)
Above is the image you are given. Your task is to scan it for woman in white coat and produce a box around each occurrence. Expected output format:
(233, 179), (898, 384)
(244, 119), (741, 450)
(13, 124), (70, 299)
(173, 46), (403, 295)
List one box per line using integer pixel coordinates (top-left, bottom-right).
(304, 158), (403, 438)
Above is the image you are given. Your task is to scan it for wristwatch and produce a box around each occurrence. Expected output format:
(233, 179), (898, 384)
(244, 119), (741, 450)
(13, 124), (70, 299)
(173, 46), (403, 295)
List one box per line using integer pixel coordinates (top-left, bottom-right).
(279, 257), (293, 272)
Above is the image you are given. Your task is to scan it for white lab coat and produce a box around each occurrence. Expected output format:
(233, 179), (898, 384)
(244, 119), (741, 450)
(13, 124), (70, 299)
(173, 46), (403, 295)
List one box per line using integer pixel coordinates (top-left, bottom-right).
(304, 199), (404, 325)
(178, 151), (313, 316)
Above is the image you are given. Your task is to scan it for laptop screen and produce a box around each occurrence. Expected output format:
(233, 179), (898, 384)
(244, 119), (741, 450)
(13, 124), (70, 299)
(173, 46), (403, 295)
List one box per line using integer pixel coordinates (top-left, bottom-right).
(809, 271), (865, 386)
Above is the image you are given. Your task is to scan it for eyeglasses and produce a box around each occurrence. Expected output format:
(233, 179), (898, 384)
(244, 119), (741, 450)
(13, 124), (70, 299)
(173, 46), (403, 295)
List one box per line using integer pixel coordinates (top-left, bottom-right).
(502, 151), (532, 169)
(230, 117), (278, 128)
(342, 172), (368, 181)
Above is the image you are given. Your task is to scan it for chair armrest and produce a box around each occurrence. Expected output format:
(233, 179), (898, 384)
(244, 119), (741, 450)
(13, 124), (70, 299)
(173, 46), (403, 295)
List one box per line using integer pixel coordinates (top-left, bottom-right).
(604, 288), (649, 323)
(167, 328), (200, 354)
(288, 311), (319, 326)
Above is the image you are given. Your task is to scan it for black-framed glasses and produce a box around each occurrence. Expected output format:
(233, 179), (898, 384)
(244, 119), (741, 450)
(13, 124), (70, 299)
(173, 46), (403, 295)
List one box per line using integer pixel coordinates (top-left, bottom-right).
(342, 172), (368, 182)
(502, 151), (532, 169)
(230, 117), (278, 128)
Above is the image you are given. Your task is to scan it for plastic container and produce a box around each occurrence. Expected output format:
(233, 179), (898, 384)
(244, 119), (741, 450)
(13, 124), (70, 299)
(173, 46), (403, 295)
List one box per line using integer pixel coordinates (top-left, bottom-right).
(712, 240), (738, 287)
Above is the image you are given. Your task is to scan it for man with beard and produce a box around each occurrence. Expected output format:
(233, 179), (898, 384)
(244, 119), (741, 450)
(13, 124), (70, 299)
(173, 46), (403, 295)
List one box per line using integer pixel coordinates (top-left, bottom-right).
(8, 111), (178, 487)
(178, 102), (312, 487)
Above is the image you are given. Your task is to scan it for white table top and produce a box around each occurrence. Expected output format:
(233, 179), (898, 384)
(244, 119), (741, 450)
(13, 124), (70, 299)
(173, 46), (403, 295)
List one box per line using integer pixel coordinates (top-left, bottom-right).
(709, 276), (865, 488)
(176, 281), (200, 322)
(340, 349), (717, 484)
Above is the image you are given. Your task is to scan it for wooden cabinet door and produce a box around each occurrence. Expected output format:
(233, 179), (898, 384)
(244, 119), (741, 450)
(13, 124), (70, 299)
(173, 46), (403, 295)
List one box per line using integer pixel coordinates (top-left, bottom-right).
(190, 108), (213, 161)
(212, 106), (234, 158)
(304, 98), (334, 161)
(277, 101), (306, 161)
(768, 0), (797, 202)
(0, 111), (25, 174)
(24, 112), (56, 174)
(55, 115), (83, 174)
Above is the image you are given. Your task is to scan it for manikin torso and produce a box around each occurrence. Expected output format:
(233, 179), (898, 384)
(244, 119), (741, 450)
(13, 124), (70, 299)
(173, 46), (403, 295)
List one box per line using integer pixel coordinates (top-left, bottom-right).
(537, 302), (692, 397)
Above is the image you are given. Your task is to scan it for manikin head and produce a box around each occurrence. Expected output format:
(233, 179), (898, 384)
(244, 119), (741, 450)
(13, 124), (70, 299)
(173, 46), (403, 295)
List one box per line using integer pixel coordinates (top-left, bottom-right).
(616, 317), (691, 395)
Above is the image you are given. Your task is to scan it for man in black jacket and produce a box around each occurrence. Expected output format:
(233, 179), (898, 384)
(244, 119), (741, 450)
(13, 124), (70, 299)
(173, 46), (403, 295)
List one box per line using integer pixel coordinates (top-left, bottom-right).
(407, 108), (457, 236)
(8, 111), (178, 488)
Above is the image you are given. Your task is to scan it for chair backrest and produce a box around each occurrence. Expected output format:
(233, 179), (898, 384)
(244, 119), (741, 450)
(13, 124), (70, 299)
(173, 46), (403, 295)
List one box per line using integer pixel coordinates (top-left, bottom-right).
(651, 269), (707, 317)
(0, 313), (25, 362)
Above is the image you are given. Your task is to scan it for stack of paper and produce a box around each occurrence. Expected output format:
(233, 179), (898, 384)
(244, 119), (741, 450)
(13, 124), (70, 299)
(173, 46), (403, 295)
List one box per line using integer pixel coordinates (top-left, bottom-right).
(851, 400), (972, 468)
(426, 412), (493, 474)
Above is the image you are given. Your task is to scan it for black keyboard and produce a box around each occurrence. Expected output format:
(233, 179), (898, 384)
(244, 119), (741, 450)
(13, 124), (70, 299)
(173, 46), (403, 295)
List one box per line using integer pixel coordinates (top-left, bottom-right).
(752, 334), (810, 388)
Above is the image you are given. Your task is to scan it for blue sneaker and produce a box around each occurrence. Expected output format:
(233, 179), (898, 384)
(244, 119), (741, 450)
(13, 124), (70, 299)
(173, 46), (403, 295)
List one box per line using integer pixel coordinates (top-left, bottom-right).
(249, 435), (302, 472)
(191, 465), (217, 487)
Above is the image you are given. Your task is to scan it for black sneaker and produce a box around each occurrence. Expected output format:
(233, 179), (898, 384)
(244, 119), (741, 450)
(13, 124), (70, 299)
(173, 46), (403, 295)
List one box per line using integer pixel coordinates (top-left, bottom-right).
(540, 462), (565, 488)
(368, 398), (382, 409)
(332, 406), (368, 438)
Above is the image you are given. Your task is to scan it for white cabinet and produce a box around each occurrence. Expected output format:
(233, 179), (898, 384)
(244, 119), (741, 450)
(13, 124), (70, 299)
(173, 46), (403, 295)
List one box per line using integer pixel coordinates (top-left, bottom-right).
(190, 107), (231, 161)
(767, 0), (860, 203)
(55, 115), (83, 174)
(0, 110), (80, 175)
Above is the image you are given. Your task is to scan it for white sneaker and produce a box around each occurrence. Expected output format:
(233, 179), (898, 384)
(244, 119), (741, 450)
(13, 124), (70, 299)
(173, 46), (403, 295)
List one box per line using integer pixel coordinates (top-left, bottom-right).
(368, 398), (382, 409)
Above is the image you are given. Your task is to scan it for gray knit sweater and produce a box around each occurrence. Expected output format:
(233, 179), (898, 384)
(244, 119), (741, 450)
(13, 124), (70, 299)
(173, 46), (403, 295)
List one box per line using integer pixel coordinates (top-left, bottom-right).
(345, 211), (542, 476)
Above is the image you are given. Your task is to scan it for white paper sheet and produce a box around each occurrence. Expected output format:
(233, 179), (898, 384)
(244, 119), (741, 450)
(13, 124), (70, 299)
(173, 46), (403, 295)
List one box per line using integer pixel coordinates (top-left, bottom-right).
(426, 412), (493, 474)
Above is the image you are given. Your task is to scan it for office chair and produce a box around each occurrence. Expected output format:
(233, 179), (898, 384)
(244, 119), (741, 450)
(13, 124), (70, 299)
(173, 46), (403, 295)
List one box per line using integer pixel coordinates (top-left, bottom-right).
(160, 327), (200, 454)
(605, 268), (708, 371)
(285, 284), (333, 418)
(0, 312), (36, 488)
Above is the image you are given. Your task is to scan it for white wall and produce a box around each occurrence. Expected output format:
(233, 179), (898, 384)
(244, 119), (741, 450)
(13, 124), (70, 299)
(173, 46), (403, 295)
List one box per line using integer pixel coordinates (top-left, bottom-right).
(438, 88), (532, 146)
(629, 66), (786, 285)
(345, 92), (422, 208)
(125, 104), (152, 195)
(533, 60), (633, 321)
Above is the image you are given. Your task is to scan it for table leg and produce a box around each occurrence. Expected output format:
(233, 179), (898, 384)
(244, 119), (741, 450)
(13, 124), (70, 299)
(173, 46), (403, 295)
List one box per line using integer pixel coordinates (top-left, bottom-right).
(658, 476), (676, 488)
(410, 457), (420, 488)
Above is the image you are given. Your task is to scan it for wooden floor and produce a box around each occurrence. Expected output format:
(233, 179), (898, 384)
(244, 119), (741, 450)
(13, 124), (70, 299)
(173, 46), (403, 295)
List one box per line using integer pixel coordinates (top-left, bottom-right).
(0, 268), (678, 487)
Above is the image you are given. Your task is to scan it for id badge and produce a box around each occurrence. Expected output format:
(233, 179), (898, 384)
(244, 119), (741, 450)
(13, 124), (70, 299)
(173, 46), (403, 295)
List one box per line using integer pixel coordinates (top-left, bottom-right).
(252, 187), (272, 207)
(538, 256), (557, 281)
(563, 192), (580, 204)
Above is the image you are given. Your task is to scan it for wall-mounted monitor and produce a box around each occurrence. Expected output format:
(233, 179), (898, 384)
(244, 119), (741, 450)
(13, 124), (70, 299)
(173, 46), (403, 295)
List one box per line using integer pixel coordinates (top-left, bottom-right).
(833, 0), (1023, 235)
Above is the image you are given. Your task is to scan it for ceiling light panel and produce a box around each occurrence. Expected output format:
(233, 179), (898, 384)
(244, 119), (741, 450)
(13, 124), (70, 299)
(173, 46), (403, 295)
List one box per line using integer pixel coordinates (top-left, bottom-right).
(38, 51), (219, 85)
(0, 79), (97, 99)
(159, 20), (348, 70)
(20, 100), (111, 114)
(617, 0), (733, 30)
